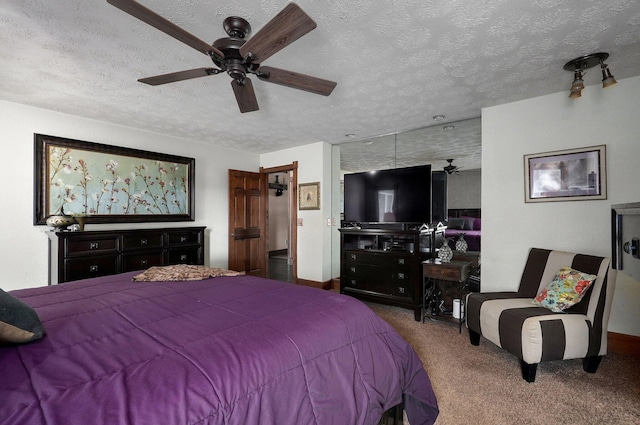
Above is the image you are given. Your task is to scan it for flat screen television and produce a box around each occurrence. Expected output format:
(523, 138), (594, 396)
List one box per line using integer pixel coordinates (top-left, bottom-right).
(343, 165), (432, 224)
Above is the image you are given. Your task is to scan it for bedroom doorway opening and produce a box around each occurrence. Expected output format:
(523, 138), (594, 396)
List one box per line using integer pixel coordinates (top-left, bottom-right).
(262, 162), (298, 283)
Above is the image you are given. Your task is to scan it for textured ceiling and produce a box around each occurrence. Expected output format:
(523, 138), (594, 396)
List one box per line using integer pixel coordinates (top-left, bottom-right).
(2, 0), (640, 173)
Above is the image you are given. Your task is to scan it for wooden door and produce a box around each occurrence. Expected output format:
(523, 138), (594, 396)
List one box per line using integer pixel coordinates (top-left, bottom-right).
(228, 170), (266, 276)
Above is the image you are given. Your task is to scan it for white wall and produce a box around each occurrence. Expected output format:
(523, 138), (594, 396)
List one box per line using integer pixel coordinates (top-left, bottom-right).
(0, 100), (259, 291)
(261, 142), (334, 283)
(482, 76), (640, 336)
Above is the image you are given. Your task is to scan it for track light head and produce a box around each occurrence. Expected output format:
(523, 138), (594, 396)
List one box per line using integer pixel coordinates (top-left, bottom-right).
(569, 70), (585, 98)
(601, 62), (617, 88)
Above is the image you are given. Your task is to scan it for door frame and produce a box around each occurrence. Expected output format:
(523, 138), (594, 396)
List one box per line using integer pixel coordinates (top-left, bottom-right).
(261, 161), (298, 283)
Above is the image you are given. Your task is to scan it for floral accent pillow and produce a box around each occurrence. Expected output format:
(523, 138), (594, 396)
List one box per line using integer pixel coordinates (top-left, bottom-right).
(532, 267), (597, 312)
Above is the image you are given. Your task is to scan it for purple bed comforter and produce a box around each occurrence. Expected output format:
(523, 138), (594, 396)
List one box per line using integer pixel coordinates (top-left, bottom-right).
(1, 272), (438, 425)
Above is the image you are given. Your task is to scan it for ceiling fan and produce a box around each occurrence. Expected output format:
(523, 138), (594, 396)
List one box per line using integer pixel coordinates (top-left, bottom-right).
(107, 0), (337, 113)
(444, 159), (462, 174)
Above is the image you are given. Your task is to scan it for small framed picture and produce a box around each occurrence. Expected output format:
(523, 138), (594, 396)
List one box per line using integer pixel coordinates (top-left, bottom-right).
(524, 145), (606, 203)
(299, 182), (320, 210)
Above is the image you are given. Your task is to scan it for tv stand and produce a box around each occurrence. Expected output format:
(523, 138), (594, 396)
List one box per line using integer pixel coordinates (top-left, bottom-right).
(339, 227), (443, 321)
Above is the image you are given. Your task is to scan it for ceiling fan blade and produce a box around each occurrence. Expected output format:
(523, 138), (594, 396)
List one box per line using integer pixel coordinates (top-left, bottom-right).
(231, 78), (259, 113)
(107, 0), (224, 58)
(257, 66), (336, 96)
(138, 67), (220, 85)
(239, 3), (316, 64)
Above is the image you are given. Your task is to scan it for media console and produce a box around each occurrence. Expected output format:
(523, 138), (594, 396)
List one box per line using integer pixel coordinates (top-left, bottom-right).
(339, 227), (443, 321)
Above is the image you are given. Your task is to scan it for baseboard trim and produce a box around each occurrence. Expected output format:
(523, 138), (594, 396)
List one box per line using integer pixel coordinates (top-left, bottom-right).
(331, 278), (340, 291)
(297, 278), (332, 290)
(608, 332), (640, 357)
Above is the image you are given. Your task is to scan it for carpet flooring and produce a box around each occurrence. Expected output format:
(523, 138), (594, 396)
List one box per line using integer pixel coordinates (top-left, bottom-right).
(368, 303), (640, 425)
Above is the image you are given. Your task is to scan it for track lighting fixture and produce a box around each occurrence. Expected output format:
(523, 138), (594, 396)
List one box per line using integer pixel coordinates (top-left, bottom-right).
(563, 52), (616, 99)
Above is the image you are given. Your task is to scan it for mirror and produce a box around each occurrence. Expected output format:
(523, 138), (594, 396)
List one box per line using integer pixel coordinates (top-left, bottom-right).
(331, 117), (482, 280)
(339, 117), (481, 173)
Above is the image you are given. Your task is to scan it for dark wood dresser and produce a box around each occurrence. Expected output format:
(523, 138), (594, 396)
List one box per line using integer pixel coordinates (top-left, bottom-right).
(48, 227), (205, 284)
(339, 227), (443, 321)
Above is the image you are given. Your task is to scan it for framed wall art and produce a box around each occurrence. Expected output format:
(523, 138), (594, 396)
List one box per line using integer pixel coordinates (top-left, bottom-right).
(524, 145), (606, 203)
(299, 182), (320, 210)
(34, 134), (195, 224)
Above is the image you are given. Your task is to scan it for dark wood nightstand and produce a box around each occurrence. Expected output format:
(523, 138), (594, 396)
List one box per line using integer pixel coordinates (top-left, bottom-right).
(422, 259), (471, 333)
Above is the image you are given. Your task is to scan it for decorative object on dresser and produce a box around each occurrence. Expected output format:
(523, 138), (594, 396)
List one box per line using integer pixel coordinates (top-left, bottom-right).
(454, 233), (468, 252)
(47, 227), (205, 284)
(340, 227), (443, 321)
(34, 134), (195, 225)
(437, 238), (453, 263)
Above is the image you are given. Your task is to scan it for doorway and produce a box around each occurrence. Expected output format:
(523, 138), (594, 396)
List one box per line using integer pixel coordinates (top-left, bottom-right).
(262, 162), (298, 283)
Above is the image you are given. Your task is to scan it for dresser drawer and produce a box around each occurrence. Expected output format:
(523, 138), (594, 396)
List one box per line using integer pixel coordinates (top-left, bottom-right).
(345, 264), (413, 282)
(122, 233), (164, 250)
(343, 276), (413, 299)
(344, 265), (414, 296)
(167, 230), (202, 246)
(168, 247), (202, 264)
(423, 261), (470, 282)
(65, 236), (119, 256)
(64, 255), (119, 282)
(345, 251), (413, 269)
(122, 251), (165, 272)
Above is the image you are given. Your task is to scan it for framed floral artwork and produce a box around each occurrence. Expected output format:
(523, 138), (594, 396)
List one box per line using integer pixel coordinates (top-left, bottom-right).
(524, 145), (606, 203)
(34, 134), (195, 224)
(299, 182), (320, 210)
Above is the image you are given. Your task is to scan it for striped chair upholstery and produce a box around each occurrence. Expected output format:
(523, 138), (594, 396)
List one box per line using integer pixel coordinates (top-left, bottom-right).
(466, 248), (616, 382)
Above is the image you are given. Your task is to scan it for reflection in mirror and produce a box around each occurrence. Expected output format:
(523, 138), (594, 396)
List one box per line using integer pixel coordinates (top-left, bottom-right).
(339, 117), (481, 173)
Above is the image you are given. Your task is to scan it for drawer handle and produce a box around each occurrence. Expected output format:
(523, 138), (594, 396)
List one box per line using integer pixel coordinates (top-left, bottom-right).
(350, 254), (356, 260)
(350, 279), (357, 286)
(398, 287), (405, 294)
(90, 242), (99, 250)
(140, 239), (148, 245)
(398, 272), (405, 279)
(180, 254), (188, 261)
(89, 265), (99, 273)
(398, 258), (405, 265)
(141, 259), (148, 267)
(180, 236), (188, 242)
(350, 266), (356, 273)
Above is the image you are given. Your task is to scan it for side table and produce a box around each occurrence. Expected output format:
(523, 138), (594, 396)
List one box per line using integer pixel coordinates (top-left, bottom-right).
(422, 259), (471, 333)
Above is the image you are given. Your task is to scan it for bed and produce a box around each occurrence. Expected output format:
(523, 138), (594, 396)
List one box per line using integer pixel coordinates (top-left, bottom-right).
(0, 269), (439, 425)
(445, 209), (481, 252)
